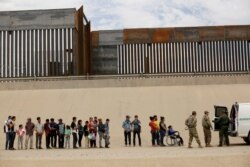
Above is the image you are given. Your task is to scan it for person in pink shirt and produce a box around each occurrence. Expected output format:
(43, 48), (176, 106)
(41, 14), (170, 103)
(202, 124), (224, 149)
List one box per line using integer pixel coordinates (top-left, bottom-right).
(16, 124), (25, 150)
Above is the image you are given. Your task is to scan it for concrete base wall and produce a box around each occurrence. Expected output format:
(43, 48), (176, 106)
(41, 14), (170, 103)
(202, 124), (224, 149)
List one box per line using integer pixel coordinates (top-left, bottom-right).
(1, 75), (250, 148)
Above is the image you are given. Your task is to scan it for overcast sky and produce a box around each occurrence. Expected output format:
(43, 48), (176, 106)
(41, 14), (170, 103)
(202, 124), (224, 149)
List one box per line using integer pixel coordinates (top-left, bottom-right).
(0, 0), (249, 30)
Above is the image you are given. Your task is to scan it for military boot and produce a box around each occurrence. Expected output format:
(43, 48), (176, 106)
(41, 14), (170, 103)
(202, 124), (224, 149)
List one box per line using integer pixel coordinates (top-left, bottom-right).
(188, 144), (192, 148)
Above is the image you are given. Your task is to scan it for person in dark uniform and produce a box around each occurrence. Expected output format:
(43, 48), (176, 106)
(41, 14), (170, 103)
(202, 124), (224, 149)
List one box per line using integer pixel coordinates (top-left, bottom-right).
(215, 111), (230, 146)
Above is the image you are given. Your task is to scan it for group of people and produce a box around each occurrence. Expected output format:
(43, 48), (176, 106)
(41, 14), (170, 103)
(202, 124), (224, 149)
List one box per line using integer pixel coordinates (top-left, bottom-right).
(4, 116), (110, 150)
(148, 115), (183, 146)
(4, 110), (231, 150)
(185, 110), (231, 148)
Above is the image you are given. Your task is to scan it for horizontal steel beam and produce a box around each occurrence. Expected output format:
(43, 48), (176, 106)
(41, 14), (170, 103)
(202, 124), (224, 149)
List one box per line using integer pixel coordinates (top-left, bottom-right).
(91, 25), (250, 47)
(0, 8), (76, 30)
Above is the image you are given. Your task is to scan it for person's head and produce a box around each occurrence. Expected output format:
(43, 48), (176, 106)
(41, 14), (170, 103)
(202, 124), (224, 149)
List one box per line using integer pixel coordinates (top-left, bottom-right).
(150, 116), (154, 121)
(168, 125), (172, 129)
(78, 120), (82, 125)
(46, 119), (49, 123)
(37, 117), (41, 123)
(27, 118), (31, 123)
(160, 116), (165, 122)
(8, 116), (12, 120)
(89, 117), (93, 121)
(58, 119), (63, 123)
(134, 115), (138, 120)
(192, 111), (197, 116)
(66, 125), (70, 130)
(98, 118), (102, 123)
(106, 119), (110, 124)
(50, 118), (54, 123)
(19, 124), (23, 129)
(126, 115), (130, 120)
(153, 115), (158, 121)
(94, 116), (97, 120)
(204, 111), (209, 115)
(72, 117), (77, 122)
(12, 116), (16, 121)
(85, 121), (89, 125)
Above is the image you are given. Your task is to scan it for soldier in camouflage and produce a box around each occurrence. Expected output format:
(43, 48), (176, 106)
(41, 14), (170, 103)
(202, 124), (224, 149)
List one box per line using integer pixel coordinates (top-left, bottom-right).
(185, 111), (203, 148)
(202, 111), (213, 147)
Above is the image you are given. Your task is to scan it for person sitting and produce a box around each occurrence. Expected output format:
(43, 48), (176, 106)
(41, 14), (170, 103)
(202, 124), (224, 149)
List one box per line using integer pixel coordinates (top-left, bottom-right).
(167, 125), (184, 146)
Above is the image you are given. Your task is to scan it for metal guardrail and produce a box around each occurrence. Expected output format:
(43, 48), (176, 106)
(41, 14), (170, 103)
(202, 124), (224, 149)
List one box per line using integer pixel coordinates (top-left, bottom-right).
(0, 71), (249, 83)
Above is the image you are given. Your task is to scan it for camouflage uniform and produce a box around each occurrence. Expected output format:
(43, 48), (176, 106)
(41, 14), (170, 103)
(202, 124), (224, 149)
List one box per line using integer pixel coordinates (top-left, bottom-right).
(186, 115), (202, 148)
(202, 114), (212, 146)
(216, 113), (230, 146)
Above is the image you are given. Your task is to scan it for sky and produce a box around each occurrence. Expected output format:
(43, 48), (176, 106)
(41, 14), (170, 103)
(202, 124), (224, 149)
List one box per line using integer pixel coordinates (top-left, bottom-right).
(0, 0), (249, 30)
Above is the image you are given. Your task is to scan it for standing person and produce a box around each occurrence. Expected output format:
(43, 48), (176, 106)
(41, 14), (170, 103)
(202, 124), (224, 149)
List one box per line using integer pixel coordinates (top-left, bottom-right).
(131, 115), (141, 147)
(159, 116), (167, 146)
(44, 119), (51, 149)
(25, 118), (35, 149)
(4, 116), (12, 150)
(122, 115), (132, 146)
(104, 119), (110, 148)
(93, 117), (98, 148)
(97, 119), (106, 148)
(89, 129), (96, 148)
(50, 118), (58, 148)
(58, 119), (65, 149)
(77, 120), (84, 148)
(71, 117), (78, 149)
(149, 116), (159, 146)
(9, 116), (16, 150)
(185, 111), (202, 148)
(35, 117), (44, 149)
(215, 111), (230, 147)
(64, 125), (71, 149)
(153, 115), (160, 145)
(83, 121), (89, 148)
(16, 124), (25, 150)
(202, 111), (213, 147)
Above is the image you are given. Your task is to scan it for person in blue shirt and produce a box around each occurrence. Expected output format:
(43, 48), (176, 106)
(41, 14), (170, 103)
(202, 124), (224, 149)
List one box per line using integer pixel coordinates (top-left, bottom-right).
(122, 115), (132, 146)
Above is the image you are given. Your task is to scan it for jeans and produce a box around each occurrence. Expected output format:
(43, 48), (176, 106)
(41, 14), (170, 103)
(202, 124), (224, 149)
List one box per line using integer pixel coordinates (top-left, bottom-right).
(25, 135), (33, 149)
(78, 133), (83, 147)
(5, 132), (10, 150)
(36, 134), (42, 148)
(46, 134), (51, 148)
(133, 131), (141, 146)
(124, 131), (131, 146)
(18, 136), (24, 149)
(159, 130), (166, 145)
(72, 132), (78, 148)
(151, 131), (160, 146)
(58, 134), (64, 148)
(98, 132), (104, 147)
(65, 136), (70, 148)
(50, 133), (57, 148)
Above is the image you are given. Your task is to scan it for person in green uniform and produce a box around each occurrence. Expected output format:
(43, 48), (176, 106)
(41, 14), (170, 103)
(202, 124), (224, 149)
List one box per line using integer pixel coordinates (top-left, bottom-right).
(215, 111), (230, 146)
(185, 111), (203, 148)
(202, 111), (213, 147)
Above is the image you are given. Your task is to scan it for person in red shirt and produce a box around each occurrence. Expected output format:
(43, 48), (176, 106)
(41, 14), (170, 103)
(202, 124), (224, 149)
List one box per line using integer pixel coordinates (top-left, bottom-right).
(149, 116), (160, 146)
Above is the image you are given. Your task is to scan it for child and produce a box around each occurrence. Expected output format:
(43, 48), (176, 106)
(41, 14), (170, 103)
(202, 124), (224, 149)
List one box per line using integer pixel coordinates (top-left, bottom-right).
(16, 124), (25, 150)
(64, 125), (71, 149)
(88, 129), (96, 148)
